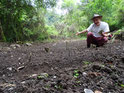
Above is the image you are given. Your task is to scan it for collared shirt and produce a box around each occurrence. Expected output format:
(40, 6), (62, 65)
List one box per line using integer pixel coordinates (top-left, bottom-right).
(87, 21), (110, 37)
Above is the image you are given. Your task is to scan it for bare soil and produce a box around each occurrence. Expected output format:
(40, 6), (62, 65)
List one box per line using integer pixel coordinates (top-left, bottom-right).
(0, 40), (124, 93)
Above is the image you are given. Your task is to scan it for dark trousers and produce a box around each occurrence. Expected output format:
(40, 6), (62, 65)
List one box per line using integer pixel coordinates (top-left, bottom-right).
(87, 32), (108, 46)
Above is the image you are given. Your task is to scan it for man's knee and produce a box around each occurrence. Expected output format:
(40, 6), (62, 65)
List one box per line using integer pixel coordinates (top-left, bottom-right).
(87, 32), (93, 37)
(103, 37), (108, 42)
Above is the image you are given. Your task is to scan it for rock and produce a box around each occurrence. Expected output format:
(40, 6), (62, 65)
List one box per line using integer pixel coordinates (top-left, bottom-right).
(7, 67), (12, 71)
(2, 47), (11, 51)
(11, 55), (13, 58)
(83, 72), (87, 76)
(44, 47), (49, 52)
(53, 76), (57, 79)
(50, 52), (53, 54)
(84, 88), (94, 93)
(21, 81), (26, 84)
(25, 43), (32, 46)
(17, 66), (25, 71)
(8, 87), (14, 91)
(0, 83), (16, 88)
(95, 90), (102, 93)
(40, 73), (49, 77)
(92, 65), (101, 70)
(30, 74), (38, 78)
(106, 56), (113, 62)
(18, 57), (21, 61)
(10, 44), (21, 48)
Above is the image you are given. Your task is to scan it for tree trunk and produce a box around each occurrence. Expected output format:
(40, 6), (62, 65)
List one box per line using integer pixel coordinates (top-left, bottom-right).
(0, 20), (6, 41)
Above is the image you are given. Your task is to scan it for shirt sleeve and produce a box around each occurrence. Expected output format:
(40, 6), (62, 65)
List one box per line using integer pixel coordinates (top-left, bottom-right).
(104, 23), (110, 32)
(87, 24), (93, 32)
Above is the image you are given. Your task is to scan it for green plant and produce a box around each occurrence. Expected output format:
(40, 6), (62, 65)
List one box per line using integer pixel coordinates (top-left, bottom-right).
(73, 70), (80, 78)
(83, 61), (91, 65)
(120, 84), (124, 87)
(37, 75), (42, 79)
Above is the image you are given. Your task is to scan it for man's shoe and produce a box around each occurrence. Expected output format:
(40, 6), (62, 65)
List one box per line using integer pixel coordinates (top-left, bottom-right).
(87, 44), (90, 48)
(96, 44), (100, 47)
(108, 34), (112, 40)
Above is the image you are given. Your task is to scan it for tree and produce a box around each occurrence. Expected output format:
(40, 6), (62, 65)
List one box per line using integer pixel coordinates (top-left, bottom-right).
(0, 0), (57, 42)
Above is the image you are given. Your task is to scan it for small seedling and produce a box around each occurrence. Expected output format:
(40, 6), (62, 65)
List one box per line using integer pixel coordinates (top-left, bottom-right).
(37, 75), (42, 79)
(45, 85), (50, 88)
(73, 70), (80, 78)
(76, 80), (80, 84)
(101, 64), (105, 67)
(54, 85), (62, 90)
(83, 61), (91, 65)
(120, 84), (124, 87)
(74, 70), (79, 73)
(44, 73), (49, 77)
(37, 73), (49, 80)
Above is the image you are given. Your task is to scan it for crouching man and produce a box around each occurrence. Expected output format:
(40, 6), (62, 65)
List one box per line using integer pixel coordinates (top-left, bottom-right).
(76, 14), (112, 48)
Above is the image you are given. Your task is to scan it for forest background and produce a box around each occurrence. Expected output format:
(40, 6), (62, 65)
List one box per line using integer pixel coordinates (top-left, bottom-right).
(0, 0), (124, 42)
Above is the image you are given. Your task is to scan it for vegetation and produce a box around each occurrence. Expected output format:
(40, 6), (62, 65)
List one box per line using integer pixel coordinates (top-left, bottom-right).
(0, 0), (124, 42)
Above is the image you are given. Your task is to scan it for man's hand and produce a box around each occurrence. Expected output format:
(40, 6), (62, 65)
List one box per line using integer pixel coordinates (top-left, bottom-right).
(76, 30), (88, 36)
(102, 32), (109, 37)
(76, 32), (81, 35)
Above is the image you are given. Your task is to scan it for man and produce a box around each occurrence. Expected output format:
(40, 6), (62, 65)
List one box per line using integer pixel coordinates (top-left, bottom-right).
(76, 14), (111, 48)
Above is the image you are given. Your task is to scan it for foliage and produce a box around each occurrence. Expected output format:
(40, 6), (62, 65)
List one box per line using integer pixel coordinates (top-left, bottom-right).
(0, 0), (123, 42)
(84, 0), (124, 31)
(0, 0), (57, 42)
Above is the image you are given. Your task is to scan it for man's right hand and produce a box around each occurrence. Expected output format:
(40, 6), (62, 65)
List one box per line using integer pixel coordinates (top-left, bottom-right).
(76, 30), (88, 36)
(76, 32), (81, 35)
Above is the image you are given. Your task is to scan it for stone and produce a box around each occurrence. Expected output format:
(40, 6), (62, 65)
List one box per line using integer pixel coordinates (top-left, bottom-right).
(92, 65), (101, 70)
(95, 90), (102, 93)
(25, 43), (32, 46)
(17, 66), (25, 71)
(7, 67), (12, 71)
(44, 47), (49, 52)
(53, 76), (57, 79)
(10, 44), (21, 48)
(8, 87), (14, 91)
(3, 47), (11, 51)
(21, 81), (26, 84)
(83, 72), (87, 76)
(29, 74), (38, 78)
(84, 89), (94, 93)
(0, 83), (16, 87)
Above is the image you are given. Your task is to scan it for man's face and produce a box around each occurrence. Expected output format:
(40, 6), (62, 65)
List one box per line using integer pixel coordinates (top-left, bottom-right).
(93, 17), (101, 26)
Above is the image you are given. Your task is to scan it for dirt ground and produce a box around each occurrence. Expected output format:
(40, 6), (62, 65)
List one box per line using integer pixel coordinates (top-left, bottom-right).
(0, 40), (124, 93)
